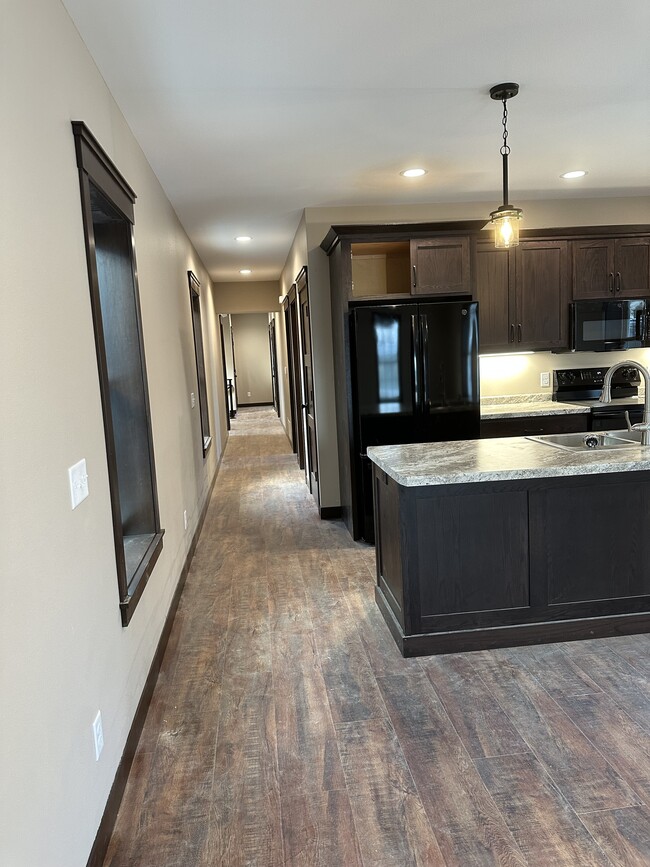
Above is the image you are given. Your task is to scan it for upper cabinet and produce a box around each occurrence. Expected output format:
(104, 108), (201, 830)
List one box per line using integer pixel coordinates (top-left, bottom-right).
(572, 237), (650, 299)
(320, 221), (486, 301)
(410, 236), (471, 295)
(475, 239), (569, 353)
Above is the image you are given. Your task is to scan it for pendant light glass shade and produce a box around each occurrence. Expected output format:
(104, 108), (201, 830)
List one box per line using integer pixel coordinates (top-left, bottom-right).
(489, 83), (522, 249)
(490, 205), (523, 248)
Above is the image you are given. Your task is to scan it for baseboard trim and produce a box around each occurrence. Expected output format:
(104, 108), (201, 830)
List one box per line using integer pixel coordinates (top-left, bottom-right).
(320, 505), (342, 520)
(238, 401), (273, 407)
(86, 461), (220, 867)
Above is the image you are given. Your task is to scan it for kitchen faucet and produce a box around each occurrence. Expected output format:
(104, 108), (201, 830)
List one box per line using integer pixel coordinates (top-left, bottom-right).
(599, 360), (650, 446)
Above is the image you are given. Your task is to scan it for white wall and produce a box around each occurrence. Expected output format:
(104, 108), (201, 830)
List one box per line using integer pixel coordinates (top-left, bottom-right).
(231, 313), (274, 404)
(0, 1), (227, 865)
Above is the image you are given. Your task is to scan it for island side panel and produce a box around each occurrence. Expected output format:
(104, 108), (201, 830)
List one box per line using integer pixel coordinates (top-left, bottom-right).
(373, 467), (407, 630)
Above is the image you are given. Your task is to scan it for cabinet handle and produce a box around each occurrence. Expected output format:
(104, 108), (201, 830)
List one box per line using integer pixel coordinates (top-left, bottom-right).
(608, 272), (614, 294)
(615, 271), (621, 293)
(510, 323), (515, 343)
(412, 265), (417, 289)
(518, 323), (522, 343)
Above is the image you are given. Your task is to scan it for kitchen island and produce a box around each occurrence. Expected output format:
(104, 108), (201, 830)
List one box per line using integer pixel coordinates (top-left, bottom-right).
(367, 436), (650, 656)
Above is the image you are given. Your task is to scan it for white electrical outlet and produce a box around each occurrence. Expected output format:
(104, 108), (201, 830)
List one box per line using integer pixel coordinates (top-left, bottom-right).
(92, 711), (104, 761)
(183, 509), (188, 530)
(540, 371), (551, 388)
(68, 459), (89, 509)
(247, 391), (251, 397)
(190, 392), (196, 408)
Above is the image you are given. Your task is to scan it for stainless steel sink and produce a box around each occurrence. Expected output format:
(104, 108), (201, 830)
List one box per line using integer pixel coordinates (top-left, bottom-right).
(526, 430), (644, 451)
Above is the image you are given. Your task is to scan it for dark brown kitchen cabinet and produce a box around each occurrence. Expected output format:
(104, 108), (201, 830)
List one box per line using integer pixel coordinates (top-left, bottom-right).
(410, 236), (471, 295)
(572, 237), (650, 299)
(474, 239), (569, 352)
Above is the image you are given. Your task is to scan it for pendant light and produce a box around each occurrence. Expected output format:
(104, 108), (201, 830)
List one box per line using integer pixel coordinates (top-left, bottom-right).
(489, 82), (522, 248)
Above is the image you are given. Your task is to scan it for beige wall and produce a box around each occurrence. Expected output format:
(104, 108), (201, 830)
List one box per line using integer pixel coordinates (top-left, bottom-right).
(0, 1), (227, 864)
(301, 197), (650, 507)
(213, 280), (281, 314)
(231, 313), (274, 404)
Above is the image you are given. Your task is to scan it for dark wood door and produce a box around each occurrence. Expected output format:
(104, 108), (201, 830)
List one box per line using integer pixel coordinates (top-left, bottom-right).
(283, 302), (298, 454)
(514, 240), (569, 350)
(297, 268), (318, 499)
(615, 237), (650, 297)
(571, 239), (616, 299)
(268, 318), (280, 416)
(474, 242), (514, 351)
(218, 316), (231, 430)
(288, 288), (305, 470)
(410, 236), (471, 295)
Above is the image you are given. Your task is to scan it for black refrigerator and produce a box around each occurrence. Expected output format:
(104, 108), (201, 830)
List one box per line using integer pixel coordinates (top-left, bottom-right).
(350, 298), (480, 542)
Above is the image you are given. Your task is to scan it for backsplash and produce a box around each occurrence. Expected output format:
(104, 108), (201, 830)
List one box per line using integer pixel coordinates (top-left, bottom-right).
(479, 348), (650, 398)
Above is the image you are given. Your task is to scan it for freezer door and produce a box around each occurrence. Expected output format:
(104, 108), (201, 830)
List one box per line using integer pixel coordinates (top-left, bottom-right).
(352, 304), (420, 448)
(418, 300), (480, 441)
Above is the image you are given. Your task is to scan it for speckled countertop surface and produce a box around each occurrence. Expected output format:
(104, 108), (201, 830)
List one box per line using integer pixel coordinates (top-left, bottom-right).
(367, 436), (650, 487)
(480, 394), (588, 419)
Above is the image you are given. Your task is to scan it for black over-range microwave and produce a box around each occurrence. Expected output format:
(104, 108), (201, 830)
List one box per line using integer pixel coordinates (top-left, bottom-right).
(570, 298), (650, 351)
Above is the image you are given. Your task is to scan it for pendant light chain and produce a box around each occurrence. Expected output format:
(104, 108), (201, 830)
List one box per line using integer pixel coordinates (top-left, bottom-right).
(500, 99), (510, 156)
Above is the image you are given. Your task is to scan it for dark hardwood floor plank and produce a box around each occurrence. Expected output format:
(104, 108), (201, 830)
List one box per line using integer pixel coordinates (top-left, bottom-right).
(580, 806), (650, 866)
(335, 717), (446, 865)
(207, 669), (283, 866)
(474, 650), (641, 813)
(377, 672), (527, 866)
(421, 653), (529, 759)
(553, 690), (650, 792)
(280, 789), (363, 867)
(560, 641), (650, 733)
(272, 630), (346, 796)
(505, 642), (604, 698)
(474, 752), (611, 865)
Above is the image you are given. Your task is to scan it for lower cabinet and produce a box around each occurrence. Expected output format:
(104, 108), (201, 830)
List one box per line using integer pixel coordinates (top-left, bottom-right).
(373, 468), (650, 656)
(480, 412), (590, 438)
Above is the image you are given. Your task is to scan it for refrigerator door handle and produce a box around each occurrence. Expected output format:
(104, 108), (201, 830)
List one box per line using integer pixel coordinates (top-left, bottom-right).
(421, 317), (430, 411)
(411, 314), (421, 409)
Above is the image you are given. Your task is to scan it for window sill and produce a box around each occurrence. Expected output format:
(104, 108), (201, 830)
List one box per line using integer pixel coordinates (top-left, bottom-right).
(119, 530), (165, 626)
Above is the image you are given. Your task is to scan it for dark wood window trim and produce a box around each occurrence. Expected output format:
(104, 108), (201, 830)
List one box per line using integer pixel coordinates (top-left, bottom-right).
(188, 271), (212, 456)
(72, 121), (164, 626)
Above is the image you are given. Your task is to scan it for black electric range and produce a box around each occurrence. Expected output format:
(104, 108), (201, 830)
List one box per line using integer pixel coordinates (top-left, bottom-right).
(553, 366), (646, 431)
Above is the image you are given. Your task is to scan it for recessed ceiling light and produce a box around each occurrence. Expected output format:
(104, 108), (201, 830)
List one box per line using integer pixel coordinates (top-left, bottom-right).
(235, 236), (252, 242)
(561, 170), (587, 179)
(400, 168), (427, 178)
(239, 269), (252, 275)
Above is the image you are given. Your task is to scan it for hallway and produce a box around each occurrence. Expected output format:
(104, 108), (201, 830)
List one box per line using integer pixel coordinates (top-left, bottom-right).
(103, 408), (650, 866)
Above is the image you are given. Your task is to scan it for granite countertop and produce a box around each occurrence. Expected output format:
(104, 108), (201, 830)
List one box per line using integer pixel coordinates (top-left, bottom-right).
(480, 394), (588, 420)
(480, 393), (646, 419)
(367, 436), (650, 487)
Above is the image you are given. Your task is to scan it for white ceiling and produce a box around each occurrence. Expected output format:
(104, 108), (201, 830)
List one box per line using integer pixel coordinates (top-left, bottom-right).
(62, 0), (650, 282)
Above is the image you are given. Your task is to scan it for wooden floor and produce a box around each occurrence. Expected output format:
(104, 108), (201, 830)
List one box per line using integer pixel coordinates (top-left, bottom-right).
(103, 408), (650, 866)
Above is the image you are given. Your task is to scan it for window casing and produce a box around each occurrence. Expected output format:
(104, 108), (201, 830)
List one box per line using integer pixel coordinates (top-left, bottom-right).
(72, 122), (164, 626)
(188, 271), (211, 455)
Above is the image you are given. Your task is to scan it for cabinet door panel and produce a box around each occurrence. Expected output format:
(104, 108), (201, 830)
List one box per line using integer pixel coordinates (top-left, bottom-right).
(515, 241), (569, 350)
(410, 237), (471, 295)
(571, 239), (615, 299)
(615, 237), (650, 297)
(475, 242), (513, 351)
(416, 490), (529, 616)
(532, 480), (650, 605)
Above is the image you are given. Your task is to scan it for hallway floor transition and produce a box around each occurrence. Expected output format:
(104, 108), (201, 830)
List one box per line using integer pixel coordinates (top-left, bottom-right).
(103, 408), (650, 866)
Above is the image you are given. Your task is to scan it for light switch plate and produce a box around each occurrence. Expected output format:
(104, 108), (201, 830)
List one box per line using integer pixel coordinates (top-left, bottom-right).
(190, 392), (196, 408)
(68, 459), (89, 509)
